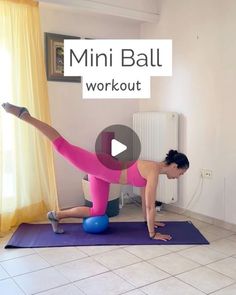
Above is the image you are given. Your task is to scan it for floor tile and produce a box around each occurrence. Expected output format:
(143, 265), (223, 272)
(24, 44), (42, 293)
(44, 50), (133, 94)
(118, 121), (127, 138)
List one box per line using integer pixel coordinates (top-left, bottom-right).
(160, 244), (195, 252)
(188, 219), (211, 229)
(14, 268), (69, 294)
(74, 271), (134, 295)
(0, 265), (9, 280)
(176, 266), (234, 293)
(36, 247), (87, 265)
(76, 245), (121, 256)
(1, 253), (49, 276)
(157, 213), (188, 221)
(35, 284), (85, 295)
(0, 278), (25, 295)
(141, 277), (204, 295)
(199, 226), (233, 242)
(122, 289), (146, 295)
(207, 257), (236, 280)
(93, 248), (141, 270)
(210, 284), (236, 295)
(227, 235), (236, 243)
(114, 261), (169, 287)
(123, 245), (171, 260)
(0, 248), (35, 262)
(148, 252), (200, 275)
(207, 239), (236, 256)
(197, 229), (222, 242)
(178, 245), (227, 265)
(205, 225), (234, 236)
(55, 257), (108, 282)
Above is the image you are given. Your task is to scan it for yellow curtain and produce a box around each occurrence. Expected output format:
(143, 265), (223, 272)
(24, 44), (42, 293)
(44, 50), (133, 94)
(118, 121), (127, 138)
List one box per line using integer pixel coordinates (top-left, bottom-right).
(0, 0), (59, 235)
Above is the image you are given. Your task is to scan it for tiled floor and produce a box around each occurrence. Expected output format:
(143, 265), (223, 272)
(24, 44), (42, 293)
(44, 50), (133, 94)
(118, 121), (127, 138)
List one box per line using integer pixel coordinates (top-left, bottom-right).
(1, 204), (236, 295)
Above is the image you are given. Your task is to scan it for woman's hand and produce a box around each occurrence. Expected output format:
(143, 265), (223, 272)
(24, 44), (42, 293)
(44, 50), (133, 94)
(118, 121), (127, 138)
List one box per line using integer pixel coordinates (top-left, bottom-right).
(154, 222), (165, 228)
(152, 232), (172, 241)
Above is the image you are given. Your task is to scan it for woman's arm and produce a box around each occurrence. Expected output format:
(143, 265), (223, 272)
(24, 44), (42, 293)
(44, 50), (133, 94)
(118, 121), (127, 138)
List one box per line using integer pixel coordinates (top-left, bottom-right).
(145, 168), (172, 241)
(141, 186), (166, 228)
(140, 187), (147, 221)
(145, 172), (158, 238)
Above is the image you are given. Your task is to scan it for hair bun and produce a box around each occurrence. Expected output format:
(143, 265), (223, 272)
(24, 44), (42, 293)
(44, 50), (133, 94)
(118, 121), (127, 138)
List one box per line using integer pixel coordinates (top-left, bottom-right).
(166, 150), (178, 161)
(164, 150), (189, 169)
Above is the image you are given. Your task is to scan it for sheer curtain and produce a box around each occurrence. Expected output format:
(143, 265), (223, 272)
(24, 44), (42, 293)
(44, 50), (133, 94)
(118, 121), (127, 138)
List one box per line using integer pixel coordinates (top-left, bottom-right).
(0, 0), (58, 235)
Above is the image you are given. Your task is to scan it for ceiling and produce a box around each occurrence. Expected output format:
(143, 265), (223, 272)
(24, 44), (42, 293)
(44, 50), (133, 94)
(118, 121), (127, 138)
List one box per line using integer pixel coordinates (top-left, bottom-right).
(38, 0), (161, 23)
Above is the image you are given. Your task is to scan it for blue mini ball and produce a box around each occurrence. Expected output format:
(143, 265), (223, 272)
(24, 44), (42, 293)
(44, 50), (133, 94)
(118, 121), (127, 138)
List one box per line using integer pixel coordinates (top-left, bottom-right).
(83, 215), (109, 234)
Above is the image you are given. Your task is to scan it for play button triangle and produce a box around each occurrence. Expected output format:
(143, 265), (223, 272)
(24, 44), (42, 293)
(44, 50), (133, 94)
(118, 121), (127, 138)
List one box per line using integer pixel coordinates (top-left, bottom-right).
(95, 124), (141, 170)
(111, 139), (127, 157)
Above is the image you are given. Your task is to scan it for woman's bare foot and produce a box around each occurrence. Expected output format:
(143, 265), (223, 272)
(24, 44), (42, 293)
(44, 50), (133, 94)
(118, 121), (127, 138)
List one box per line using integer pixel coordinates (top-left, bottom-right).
(1, 102), (30, 119)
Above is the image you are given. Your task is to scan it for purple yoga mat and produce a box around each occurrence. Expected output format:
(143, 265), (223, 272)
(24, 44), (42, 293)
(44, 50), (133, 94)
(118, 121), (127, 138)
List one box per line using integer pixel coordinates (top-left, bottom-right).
(5, 221), (209, 248)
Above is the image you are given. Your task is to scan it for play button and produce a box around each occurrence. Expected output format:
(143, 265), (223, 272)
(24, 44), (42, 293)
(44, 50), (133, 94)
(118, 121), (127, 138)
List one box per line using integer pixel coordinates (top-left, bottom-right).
(111, 139), (127, 157)
(95, 124), (141, 170)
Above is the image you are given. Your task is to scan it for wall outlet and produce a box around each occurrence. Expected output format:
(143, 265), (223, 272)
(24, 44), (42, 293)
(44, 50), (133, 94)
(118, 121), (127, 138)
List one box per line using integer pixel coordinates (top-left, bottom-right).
(201, 169), (213, 179)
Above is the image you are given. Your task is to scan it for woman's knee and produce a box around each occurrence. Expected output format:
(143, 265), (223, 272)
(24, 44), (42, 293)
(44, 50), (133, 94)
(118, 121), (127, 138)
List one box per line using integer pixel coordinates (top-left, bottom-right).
(88, 175), (110, 217)
(89, 207), (106, 216)
(52, 136), (67, 153)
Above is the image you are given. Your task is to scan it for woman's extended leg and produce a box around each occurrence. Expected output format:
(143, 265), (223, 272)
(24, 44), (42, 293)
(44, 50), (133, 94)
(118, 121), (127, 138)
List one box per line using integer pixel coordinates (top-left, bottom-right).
(2, 103), (121, 183)
(1, 102), (61, 142)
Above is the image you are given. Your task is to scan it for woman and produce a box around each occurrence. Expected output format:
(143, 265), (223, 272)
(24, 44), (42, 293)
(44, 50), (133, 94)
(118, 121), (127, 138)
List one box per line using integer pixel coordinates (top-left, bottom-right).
(2, 102), (189, 241)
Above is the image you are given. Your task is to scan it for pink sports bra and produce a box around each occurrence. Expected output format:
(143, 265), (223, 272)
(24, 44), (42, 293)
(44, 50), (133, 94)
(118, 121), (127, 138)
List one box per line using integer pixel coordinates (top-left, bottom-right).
(127, 161), (147, 187)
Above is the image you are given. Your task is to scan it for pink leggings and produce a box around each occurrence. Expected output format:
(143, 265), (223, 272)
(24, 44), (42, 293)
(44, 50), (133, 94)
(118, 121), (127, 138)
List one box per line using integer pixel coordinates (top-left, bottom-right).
(53, 136), (121, 216)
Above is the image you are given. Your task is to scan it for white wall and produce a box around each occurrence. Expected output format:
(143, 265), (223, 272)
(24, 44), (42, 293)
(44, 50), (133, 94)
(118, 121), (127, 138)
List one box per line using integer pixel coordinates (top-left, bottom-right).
(140, 0), (236, 225)
(39, 5), (140, 208)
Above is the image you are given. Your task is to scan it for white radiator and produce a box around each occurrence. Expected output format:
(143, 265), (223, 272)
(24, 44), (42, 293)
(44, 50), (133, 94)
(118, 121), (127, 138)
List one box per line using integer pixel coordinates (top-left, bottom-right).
(133, 112), (179, 204)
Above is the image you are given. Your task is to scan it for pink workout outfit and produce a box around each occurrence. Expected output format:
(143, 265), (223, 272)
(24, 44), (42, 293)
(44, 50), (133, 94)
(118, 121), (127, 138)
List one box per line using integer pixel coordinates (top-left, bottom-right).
(53, 136), (147, 216)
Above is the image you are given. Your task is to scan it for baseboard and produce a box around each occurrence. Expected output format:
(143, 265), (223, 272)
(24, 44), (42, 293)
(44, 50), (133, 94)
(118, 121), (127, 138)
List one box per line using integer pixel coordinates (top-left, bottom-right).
(163, 204), (236, 233)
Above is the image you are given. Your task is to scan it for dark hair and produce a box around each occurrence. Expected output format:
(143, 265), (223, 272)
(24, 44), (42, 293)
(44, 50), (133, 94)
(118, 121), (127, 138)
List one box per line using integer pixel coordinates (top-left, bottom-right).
(165, 150), (189, 169)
